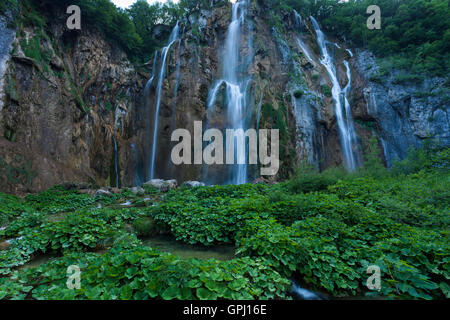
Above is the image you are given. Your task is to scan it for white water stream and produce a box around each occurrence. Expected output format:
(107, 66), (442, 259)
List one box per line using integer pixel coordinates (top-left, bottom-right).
(310, 16), (360, 170)
(149, 22), (180, 179)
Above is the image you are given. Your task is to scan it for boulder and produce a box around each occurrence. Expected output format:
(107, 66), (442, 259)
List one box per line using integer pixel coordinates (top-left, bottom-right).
(132, 217), (159, 237)
(130, 186), (145, 195)
(143, 179), (178, 192)
(110, 188), (121, 194)
(60, 182), (92, 190)
(78, 189), (93, 195)
(0, 241), (10, 251)
(166, 179), (178, 190)
(94, 188), (112, 197)
(251, 178), (267, 185)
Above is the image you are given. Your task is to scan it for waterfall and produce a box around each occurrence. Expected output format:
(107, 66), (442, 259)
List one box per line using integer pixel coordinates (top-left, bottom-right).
(113, 128), (119, 188)
(380, 137), (391, 168)
(207, 0), (252, 185)
(170, 27), (184, 131)
(130, 143), (142, 186)
(310, 16), (360, 170)
(144, 53), (158, 101)
(149, 22), (180, 180)
(166, 26), (185, 177)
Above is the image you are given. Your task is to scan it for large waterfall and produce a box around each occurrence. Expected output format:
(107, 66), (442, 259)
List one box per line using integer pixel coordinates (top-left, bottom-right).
(294, 10), (313, 63)
(207, 0), (252, 185)
(148, 22), (180, 180)
(0, 16), (15, 113)
(310, 16), (360, 170)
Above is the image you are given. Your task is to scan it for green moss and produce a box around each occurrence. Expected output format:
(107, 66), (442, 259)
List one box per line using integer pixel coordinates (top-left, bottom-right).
(70, 82), (89, 114)
(132, 217), (159, 238)
(0, 156), (37, 187)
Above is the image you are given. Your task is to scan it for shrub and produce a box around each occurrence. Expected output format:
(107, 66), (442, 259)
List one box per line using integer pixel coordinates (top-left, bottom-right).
(0, 247), (290, 300)
(236, 217), (301, 277)
(320, 85), (332, 97)
(132, 217), (159, 237)
(359, 136), (387, 178)
(24, 186), (95, 214)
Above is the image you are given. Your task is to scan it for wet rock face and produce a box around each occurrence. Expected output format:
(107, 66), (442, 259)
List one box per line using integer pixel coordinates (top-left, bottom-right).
(0, 15), (15, 114)
(0, 18), (144, 194)
(352, 50), (449, 166)
(183, 181), (206, 188)
(135, 2), (300, 184)
(143, 179), (178, 192)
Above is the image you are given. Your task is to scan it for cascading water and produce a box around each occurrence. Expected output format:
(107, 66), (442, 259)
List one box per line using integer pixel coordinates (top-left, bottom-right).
(148, 22), (180, 180)
(296, 38), (314, 63)
(207, 0), (252, 185)
(310, 16), (360, 170)
(170, 27), (184, 132)
(144, 53), (158, 101)
(166, 27), (185, 177)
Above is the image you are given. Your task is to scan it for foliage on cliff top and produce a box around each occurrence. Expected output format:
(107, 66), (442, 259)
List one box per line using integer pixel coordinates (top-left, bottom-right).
(259, 0), (449, 78)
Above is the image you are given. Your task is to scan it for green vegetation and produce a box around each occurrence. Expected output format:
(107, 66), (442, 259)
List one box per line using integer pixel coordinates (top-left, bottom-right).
(132, 217), (159, 237)
(261, 100), (296, 179)
(0, 156), (37, 190)
(0, 0), (19, 16)
(0, 143), (448, 300)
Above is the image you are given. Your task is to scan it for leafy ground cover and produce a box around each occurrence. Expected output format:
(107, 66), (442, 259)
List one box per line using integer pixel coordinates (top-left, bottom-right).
(0, 144), (448, 300)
